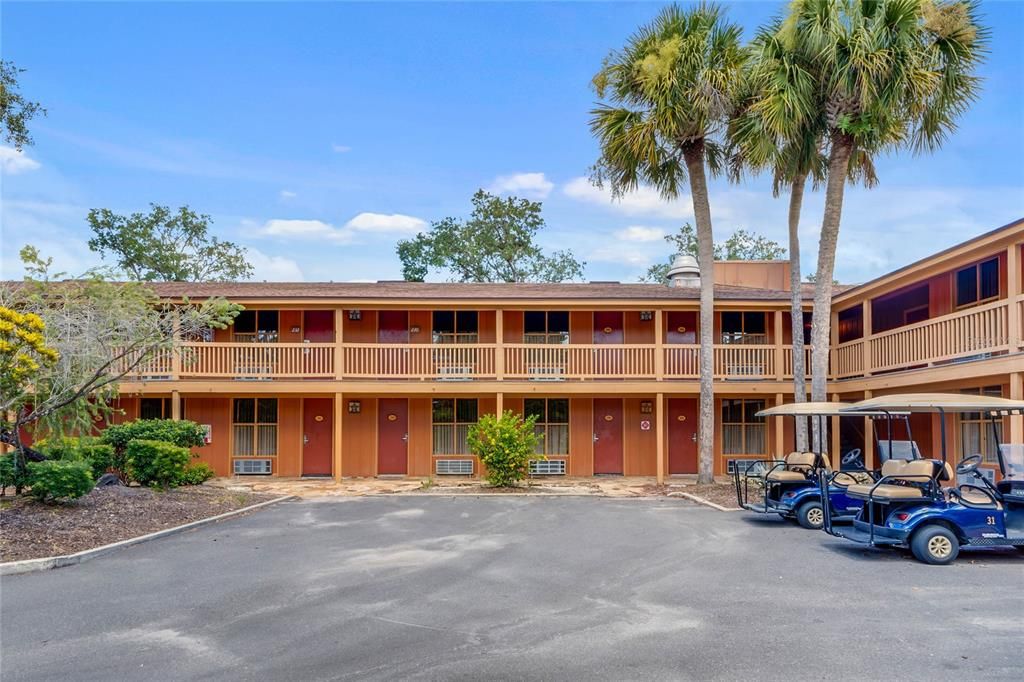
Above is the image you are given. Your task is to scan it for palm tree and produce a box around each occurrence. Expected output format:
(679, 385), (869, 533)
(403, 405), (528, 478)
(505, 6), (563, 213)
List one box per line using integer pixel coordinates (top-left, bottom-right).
(590, 3), (745, 483)
(755, 0), (988, 445)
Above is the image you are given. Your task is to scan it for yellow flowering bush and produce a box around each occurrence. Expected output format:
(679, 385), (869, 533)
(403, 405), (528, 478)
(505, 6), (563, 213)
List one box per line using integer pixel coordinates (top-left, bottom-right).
(0, 306), (58, 392)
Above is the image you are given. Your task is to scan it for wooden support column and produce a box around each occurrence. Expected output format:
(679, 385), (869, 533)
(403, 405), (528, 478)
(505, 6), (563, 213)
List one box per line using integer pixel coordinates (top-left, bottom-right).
(830, 392), (841, 469)
(774, 393), (785, 458)
(654, 310), (664, 380)
(655, 392), (665, 485)
(171, 390), (181, 421)
(495, 309), (504, 381)
(1010, 373), (1023, 448)
(1008, 243), (1021, 351)
(862, 300), (873, 376)
(496, 392), (504, 416)
(333, 392), (344, 482)
(829, 309), (839, 382)
(863, 389), (875, 470)
(334, 308), (344, 380)
(774, 310), (784, 380)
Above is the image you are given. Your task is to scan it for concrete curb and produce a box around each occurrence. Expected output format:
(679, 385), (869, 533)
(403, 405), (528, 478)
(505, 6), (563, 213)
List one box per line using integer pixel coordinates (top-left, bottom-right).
(0, 495), (294, 576)
(675, 492), (741, 512)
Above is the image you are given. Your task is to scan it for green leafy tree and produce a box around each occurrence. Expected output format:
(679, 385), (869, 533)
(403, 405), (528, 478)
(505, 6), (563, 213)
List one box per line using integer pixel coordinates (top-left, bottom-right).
(87, 204), (254, 282)
(591, 3), (746, 483)
(755, 0), (987, 447)
(26, 460), (94, 503)
(468, 410), (543, 488)
(0, 60), (46, 150)
(0, 247), (240, 474)
(397, 190), (585, 282)
(643, 225), (786, 282)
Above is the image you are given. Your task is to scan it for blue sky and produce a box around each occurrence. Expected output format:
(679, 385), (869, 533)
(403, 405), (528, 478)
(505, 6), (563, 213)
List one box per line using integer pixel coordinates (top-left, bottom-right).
(3, 1), (1023, 284)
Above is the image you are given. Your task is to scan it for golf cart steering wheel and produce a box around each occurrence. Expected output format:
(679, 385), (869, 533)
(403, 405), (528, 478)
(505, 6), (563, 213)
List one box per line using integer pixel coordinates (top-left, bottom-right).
(956, 454), (983, 476)
(842, 448), (862, 465)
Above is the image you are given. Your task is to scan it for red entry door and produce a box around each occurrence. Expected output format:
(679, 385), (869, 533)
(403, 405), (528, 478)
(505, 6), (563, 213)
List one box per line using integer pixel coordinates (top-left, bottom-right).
(668, 398), (699, 474)
(666, 311), (697, 344)
(593, 398), (623, 475)
(593, 311), (624, 344)
(303, 310), (335, 342)
(378, 311), (409, 343)
(378, 398), (408, 475)
(302, 398), (333, 476)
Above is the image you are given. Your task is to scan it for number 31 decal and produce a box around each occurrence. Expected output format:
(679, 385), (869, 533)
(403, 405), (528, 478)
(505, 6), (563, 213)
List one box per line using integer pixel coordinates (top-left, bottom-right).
(986, 515), (996, 525)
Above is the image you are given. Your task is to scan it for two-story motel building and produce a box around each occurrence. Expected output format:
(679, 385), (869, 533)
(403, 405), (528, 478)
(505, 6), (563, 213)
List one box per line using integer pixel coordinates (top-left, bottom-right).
(112, 219), (1024, 483)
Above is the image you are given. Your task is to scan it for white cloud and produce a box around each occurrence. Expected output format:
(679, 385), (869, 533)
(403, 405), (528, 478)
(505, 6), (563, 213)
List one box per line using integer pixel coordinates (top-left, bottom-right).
(246, 248), (305, 281)
(279, 189), (297, 200)
(258, 212), (426, 245)
(614, 225), (665, 243)
(488, 172), (554, 199)
(588, 246), (651, 267)
(563, 177), (692, 219)
(0, 146), (41, 174)
(344, 212), (425, 234)
(332, 144), (352, 153)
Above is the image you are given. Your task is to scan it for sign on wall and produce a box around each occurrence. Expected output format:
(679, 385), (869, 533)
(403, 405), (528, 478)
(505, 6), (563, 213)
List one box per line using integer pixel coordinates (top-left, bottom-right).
(202, 424), (212, 445)
(640, 420), (651, 431)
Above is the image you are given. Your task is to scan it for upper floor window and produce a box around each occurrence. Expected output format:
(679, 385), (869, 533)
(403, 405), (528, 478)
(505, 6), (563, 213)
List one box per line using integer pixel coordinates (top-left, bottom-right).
(432, 311), (478, 344)
(721, 312), (767, 345)
(955, 257), (999, 308)
(233, 310), (279, 343)
(524, 311), (569, 345)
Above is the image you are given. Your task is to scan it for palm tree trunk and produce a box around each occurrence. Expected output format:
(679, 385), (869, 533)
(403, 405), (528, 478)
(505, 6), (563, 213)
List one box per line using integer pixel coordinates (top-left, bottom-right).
(788, 173), (808, 452)
(683, 141), (716, 485)
(810, 132), (854, 451)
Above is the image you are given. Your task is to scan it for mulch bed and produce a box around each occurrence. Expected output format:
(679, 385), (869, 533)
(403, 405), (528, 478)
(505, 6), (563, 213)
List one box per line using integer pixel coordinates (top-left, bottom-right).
(0, 485), (278, 563)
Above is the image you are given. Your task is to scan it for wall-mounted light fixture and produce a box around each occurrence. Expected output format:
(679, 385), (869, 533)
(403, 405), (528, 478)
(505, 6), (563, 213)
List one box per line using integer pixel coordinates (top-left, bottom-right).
(639, 311), (654, 321)
(348, 400), (361, 414)
(348, 310), (362, 321)
(640, 400), (653, 414)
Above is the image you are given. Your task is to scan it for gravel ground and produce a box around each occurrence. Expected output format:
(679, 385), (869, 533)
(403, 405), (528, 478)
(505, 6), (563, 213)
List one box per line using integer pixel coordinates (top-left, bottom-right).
(0, 485), (277, 562)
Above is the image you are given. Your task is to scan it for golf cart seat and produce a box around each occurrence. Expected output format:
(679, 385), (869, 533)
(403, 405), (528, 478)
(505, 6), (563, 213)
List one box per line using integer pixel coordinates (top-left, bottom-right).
(766, 452), (819, 481)
(846, 459), (947, 501)
(952, 486), (1002, 508)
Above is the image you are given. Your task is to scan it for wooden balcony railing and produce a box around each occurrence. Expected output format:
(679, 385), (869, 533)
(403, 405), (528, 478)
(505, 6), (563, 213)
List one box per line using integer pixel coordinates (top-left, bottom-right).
(116, 298), (1020, 383)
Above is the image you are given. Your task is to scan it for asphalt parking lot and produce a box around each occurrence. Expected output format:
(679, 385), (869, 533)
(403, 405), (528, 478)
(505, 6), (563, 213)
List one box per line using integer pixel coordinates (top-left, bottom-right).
(2, 496), (1022, 681)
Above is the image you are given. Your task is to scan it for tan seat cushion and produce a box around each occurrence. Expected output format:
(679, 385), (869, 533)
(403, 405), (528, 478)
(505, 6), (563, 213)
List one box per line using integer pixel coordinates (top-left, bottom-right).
(956, 487), (1000, 507)
(847, 483), (924, 499)
(767, 470), (809, 482)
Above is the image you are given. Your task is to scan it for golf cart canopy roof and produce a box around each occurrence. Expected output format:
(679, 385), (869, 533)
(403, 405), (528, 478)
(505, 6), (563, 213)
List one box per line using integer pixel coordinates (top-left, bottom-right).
(756, 402), (900, 417)
(839, 393), (1024, 416)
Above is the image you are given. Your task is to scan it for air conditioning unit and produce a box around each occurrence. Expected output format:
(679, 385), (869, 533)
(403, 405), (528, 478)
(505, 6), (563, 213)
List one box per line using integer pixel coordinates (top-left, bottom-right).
(528, 365), (565, 380)
(725, 363), (764, 378)
(234, 459), (272, 475)
(235, 365), (274, 381)
(435, 459), (474, 475)
(436, 365), (474, 380)
(529, 459), (566, 475)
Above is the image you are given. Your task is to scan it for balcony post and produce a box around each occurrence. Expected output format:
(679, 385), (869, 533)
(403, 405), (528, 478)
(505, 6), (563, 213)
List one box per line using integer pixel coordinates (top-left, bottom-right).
(773, 310), (784, 380)
(333, 392), (344, 482)
(495, 309), (504, 381)
(655, 392), (665, 485)
(862, 300), (872, 376)
(654, 311), (664, 380)
(830, 392), (840, 470)
(334, 308), (344, 381)
(1009, 372), (1023, 447)
(171, 308), (182, 380)
(171, 390), (181, 421)
(829, 309), (839, 382)
(496, 392), (504, 416)
(1008, 243), (1021, 351)
(774, 393), (784, 457)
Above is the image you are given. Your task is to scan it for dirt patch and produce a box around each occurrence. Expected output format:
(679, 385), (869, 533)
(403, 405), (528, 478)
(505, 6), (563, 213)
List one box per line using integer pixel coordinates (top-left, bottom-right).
(682, 483), (746, 509)
(0, 485), (278, 563)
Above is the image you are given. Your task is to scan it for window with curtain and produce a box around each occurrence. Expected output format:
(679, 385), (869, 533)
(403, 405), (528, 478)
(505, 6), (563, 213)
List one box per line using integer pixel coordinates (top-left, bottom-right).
(525, 398), (569, 455)
(523, 311), (569, 344)
(955, 257), (999, 308)
(722, 399), (766, 455)
(959, 387), (1003, 463)
(233, 398), (278, 457)
(432, 399), (478, 455)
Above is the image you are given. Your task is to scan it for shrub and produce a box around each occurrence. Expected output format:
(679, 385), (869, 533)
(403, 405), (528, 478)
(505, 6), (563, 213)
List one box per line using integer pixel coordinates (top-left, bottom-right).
(468, 410), (542, 488)
(101, 420), (205, 482)
(179, 461), (216, 486)
(126, 439), (191, 489)
(0, 453), (31, 495)
(25, 460), (95, 502)
(35, 436), (114, 480)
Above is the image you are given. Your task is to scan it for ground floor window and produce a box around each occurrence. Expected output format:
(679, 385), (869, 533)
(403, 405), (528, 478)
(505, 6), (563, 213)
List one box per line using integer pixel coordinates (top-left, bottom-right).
(139, 397), (180, 420)
(525, 398), (569, 456)
(432, 399), (478, 455)
(233, 398), (278, 457)
(959, 386), (1003, 463)
(722, 399), (766, 455)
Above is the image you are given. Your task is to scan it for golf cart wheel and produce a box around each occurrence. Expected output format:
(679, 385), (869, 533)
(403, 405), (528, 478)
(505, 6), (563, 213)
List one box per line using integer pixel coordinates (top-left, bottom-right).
(796, 501), (825, 530)
(910, 525), (960, 565)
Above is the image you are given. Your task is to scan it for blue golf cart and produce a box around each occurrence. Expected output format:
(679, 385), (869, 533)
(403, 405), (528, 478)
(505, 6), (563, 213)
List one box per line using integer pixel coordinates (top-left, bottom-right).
(734, 402), (909, 529)
(822, 393), (1024, 565)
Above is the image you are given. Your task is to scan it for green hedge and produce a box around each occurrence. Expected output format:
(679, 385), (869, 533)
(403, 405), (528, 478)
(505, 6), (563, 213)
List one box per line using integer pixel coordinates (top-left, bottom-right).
(35, 436), (114, 481)
(26, 460), (95, 502)
(179, 461), (216, 485)
(126, 439), (192, 489)
(102, 420), (206, 454)
(0, 454), (30, 495)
